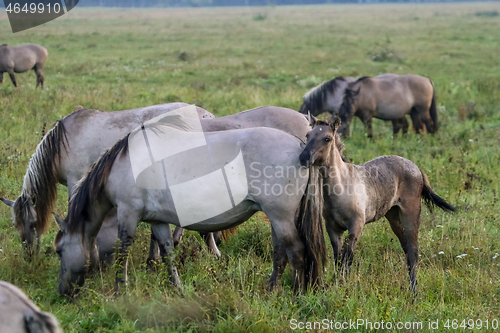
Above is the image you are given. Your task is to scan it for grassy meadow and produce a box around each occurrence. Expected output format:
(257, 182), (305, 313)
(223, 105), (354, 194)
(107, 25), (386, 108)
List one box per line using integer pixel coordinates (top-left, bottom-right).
(0, 2), (500, 332)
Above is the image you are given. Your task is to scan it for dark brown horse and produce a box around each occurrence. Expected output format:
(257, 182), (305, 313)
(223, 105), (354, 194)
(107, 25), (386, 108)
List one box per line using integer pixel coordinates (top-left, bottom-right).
(299, 116), (455, 291)
(0, 44), (48, 88)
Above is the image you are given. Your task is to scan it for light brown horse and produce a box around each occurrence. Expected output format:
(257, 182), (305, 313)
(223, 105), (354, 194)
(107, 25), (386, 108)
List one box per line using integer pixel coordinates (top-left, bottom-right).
(0, 44), (48, 88)
(299, 116), (455, 291)
(338, 74), (437, 138)
(0, 281), (61, 333)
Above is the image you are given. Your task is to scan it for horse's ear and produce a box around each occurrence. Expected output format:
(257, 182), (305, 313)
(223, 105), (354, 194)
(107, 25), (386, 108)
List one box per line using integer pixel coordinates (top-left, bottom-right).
(307, 112), (317, 127)
(52, 212), (67, 232)
(331, 116), (341, 132)
(0, 197), (15, 207)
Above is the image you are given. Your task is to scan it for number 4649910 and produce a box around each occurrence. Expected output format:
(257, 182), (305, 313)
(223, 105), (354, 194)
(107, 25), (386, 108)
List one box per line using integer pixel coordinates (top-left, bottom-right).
(444, 319), (499, 330)
(5, 2), (62, 14)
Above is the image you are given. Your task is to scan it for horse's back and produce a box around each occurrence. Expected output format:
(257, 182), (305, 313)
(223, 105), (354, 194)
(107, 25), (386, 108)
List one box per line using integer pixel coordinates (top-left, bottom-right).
(0, 281), (61, 333)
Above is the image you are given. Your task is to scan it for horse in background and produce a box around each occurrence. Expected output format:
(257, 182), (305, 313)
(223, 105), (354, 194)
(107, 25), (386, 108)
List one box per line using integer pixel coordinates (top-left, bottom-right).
(299, 76), (357, 117)
(338, 74), (437, 138)
(0, 44), (48, 88)
(299, 116), (455, 291)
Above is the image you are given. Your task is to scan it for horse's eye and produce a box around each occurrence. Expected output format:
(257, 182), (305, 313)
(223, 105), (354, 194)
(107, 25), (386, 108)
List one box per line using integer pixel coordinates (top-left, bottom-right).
(324, 137), (331, 142)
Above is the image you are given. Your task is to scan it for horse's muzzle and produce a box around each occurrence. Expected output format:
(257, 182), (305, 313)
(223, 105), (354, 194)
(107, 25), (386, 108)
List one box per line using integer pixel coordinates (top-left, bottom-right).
(299, 151), (311, 168)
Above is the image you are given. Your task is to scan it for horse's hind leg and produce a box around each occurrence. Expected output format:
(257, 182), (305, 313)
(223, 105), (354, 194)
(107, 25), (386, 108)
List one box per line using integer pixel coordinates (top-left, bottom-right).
(409, 108), (424, 134)
(7, 70), (17, 87)
(386, 205), (420, 292)
(33, 65), (44, 88)
(391, 117), (409, 137)
(269, 227), (288, 291)
(146, 228), (160, 269)
(151, 224), (182, 287)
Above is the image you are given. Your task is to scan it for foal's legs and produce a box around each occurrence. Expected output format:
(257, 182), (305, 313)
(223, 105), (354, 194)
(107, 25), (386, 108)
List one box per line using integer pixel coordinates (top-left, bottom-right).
(386, 205), (420, 292)
(341, 221), (364, 272)
(324, 215), (343, 268)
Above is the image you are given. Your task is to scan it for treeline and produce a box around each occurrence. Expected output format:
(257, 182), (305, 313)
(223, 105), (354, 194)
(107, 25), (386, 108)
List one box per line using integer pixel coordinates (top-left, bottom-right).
(77, 0), (482, 7)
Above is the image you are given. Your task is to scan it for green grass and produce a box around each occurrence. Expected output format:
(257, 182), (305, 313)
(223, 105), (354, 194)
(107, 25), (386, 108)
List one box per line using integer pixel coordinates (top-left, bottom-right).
(0, 3), (499, 332)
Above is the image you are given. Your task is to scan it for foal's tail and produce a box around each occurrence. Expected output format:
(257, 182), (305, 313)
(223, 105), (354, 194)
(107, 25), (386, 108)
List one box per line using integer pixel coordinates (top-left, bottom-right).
(429, 87), (438, 133)
(295, 166), (327, 288)
(420, 170), (456, 213)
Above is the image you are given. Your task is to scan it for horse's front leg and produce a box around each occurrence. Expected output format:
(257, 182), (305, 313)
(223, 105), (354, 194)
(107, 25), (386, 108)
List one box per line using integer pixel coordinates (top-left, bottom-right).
(325, 223), (343, 269)
(269, 226), (288, 291)
(115, 209), (140, 292)
(341, 221), (364, 273)
(151, 224), (181, 287)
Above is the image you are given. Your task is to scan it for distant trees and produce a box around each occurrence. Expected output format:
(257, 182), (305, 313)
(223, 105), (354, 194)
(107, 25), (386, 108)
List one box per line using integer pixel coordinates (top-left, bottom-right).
(76, 0), (468, 7)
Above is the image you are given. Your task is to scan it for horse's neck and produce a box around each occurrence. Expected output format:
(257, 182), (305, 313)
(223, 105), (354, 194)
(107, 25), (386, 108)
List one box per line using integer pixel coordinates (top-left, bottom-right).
(86, 198), (114, 241)
(323, 146), (351, 188)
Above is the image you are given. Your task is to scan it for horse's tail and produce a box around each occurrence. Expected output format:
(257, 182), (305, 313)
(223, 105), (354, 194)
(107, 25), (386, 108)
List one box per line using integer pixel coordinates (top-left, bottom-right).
(429, 85), (438, 133)
(221, 227), (238, 241)
(19, 120), (68, 236)
(420, 170), (455, 213)
(295, 166), (327, 289)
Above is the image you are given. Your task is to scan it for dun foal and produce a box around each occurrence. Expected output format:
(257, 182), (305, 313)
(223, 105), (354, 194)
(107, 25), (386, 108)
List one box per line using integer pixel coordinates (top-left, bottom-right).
(299, 116), (455, 290)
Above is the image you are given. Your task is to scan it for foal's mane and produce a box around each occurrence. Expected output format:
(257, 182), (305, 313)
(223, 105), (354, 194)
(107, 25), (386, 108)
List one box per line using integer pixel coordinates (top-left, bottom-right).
(299, 76), (347, 115)
(15, 121), (68, 235)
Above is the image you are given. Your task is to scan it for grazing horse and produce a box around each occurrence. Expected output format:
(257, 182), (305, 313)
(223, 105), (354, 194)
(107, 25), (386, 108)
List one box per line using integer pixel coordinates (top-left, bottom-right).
(299, 116), (455, 291)
(53, 118), (326, 296)
(0, 281), (61, 333)
(299, 76), (357, 117)
(338, 74), (437, 138)
(1, 104), (310, 262)
(0, 44), (48, 88)
(1, 103), (214, 258)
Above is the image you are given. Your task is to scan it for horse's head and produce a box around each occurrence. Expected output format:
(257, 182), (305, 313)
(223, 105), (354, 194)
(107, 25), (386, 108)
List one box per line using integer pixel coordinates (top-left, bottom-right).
(337, 85), (360, 137)
(300, 115), (341, 168)
(53, 213), (97, 296)
(1, 196), (39, 256)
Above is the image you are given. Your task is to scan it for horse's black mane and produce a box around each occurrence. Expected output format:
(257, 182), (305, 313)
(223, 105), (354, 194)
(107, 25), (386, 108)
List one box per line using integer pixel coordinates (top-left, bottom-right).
(338, 76), (371, 118)
(66, 134), (130, 236)
(299, 76), (347, 115)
